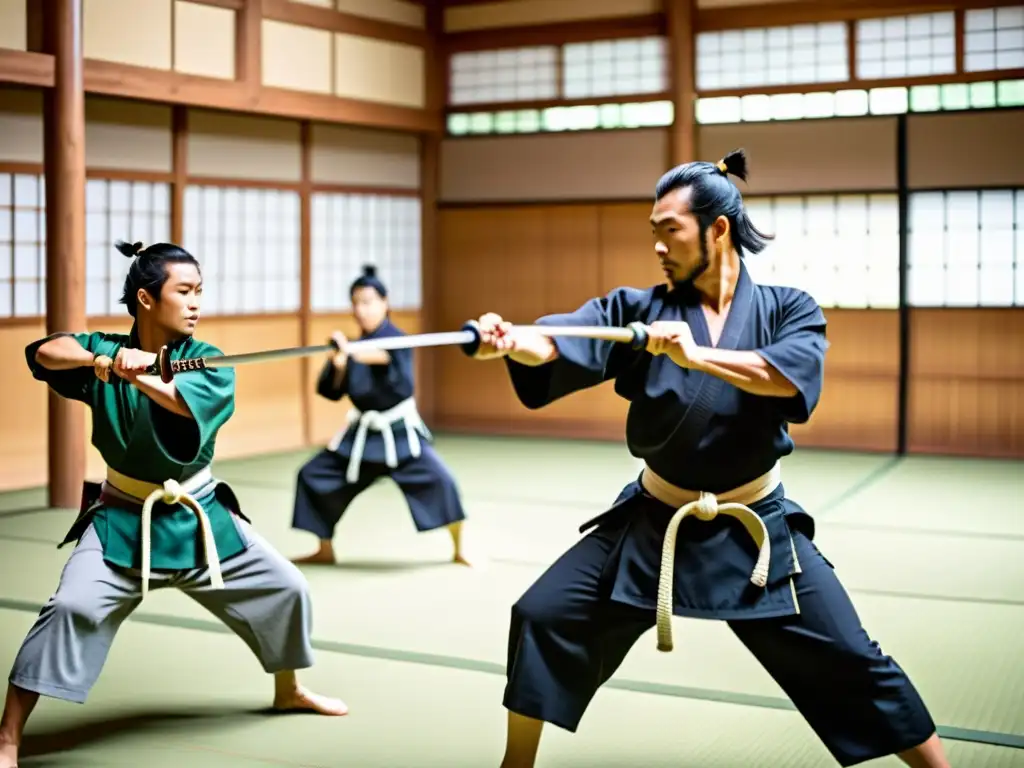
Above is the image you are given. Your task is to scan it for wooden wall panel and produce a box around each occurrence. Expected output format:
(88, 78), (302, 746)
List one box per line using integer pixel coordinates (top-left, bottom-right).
(0, 322), (49, 491)
(789, 309), (899, 453)
(907, 110), (1024, 189)
(333, 33), (425, 109)
(0, 86), (43, 162)
(173, 1), (236, 81)
(436, 203), (656, 438)
(4, 92), (173, 169)
(908, 309), (1024, 458)
(597, 202), (664, 291)
(543, 205), (602, 314)
(187, 109), (302, 181)
(85, 96), (173, 172)
(310, 123), (420, 188)
(697, 118), (898, 195)
(335, 0), (425, 29)
(84, 0), (173, 70)
(197, 316), (307, 459)
(437, 206), (574, 430)
(444, 0), (660, 32)
(440, 130), (668, 203)
(0, 0), (27, 51)
(261, 19), (333, 95)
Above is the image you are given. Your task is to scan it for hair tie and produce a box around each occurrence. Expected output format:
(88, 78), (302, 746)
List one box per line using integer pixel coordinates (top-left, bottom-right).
(715, 160), (728, 175)
(114, 240), (147, 260)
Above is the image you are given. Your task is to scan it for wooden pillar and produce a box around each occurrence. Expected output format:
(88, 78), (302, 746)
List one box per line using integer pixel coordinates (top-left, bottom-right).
(43, 0), (86, 508)
(418, 2), (444, 422)
(666, 0), (697, 166)
(896, 114), (910, 456)
(236, 0), (262, 96)
(299, 120), (313, 445)
(171, 105), (187, 243)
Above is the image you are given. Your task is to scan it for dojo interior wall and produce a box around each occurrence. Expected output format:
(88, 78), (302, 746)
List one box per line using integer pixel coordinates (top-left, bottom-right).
(0, 0), (436, 493)
(4, 0), (1024, 494)
(0, 91), (423, 493)
(436, 112), (1024, 459)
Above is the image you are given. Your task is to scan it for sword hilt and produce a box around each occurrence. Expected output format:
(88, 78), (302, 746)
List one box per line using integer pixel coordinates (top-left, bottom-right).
(458, 320), (649, 357)
(459, 321), (483, 357)
(626, 322), (650, 350)
(146, 346), (207, 383)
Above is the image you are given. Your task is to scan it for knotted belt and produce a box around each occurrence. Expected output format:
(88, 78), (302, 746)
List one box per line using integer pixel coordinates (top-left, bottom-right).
(328, 397), (431, 483)
(102, 466), (223, 600)
(640, 462), (781, 652)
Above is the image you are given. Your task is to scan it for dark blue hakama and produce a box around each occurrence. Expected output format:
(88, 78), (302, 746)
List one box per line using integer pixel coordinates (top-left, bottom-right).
(500, 267), (937, 766)
(290, 320), (466, 539)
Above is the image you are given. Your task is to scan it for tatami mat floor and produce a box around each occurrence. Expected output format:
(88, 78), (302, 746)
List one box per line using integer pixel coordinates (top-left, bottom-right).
(0, 435), (1021, 766)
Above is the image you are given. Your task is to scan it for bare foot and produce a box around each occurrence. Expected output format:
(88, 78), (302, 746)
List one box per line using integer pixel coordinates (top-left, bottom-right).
(453, 550), (487, 569)
(291, 541), (336, 565)
(0, 739), (17, 768)
(273, 685), (348, 716)
(291, 550), (336, 565)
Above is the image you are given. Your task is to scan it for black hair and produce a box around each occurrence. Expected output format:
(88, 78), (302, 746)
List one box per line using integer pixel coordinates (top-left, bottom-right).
(349, 264), (388, 299)
(653, 148), (773, 257)
(116, 240), (201, 317)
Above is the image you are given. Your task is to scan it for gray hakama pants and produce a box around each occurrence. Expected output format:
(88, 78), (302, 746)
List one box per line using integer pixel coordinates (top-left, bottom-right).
(7, 519), (315, 704)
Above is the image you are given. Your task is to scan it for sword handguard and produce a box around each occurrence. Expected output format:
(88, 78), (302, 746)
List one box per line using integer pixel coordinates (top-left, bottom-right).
(146, 346), (204, 382)
(159, 346), (174, 383)
(626, 321), (650, 350)
(459, 320), (483, 357)
(144, 346), (175, 383)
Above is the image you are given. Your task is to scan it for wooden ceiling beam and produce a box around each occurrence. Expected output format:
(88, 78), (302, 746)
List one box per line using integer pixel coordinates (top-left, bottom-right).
(0, 51), (440, 134)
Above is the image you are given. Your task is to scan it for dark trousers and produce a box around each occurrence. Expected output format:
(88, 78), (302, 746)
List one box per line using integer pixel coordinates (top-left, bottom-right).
(291, 444), (466, 540)
(504, 525), (937, 767)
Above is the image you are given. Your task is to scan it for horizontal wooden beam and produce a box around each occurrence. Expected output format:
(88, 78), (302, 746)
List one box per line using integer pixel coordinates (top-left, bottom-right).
(444, 14), (663, 52)
(262, 0), (428, 48)
(0, 52), (441, 134)
(442, 0), (508, 6)
(309, 183), (421, 196)
(698, 68), (1024, 98)
(86, 168), (175, 182)
(188, 174), (301, 190)
(440, 0), (1024, 39)
(697, 0), (1024, 31)
(0, 49), (52, 87)
(188, 0), (245, 9)
(446, 92), (670, 113)
(259, 85), (440, 133)
(0, 161), (44, 175)
(0, 317), (47, 329)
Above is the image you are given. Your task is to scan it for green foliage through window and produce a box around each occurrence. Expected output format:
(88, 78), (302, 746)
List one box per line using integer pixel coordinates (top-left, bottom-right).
(447, 101), (674, 136)
(447, 81), (1023, 134)
(695, 80), (1024, 124)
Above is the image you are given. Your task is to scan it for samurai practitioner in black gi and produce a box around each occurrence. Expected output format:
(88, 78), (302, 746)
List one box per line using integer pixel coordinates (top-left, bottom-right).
(291, 265), (480, 567)
(470, 151), (950, 768)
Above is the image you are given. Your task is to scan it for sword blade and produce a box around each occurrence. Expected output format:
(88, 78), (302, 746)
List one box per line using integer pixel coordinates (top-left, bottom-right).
(193, 330), (479, 370)
(197, 344), (334, 368)
(351, 330), (478, 352)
